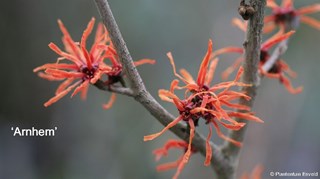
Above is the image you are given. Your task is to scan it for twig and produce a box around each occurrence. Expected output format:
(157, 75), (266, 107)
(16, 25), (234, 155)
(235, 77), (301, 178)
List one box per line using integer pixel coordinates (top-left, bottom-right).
(262, 20), (296, 72)
(93, 0), (229, 173)
(220, 0), (266, 178)
(262, 40), (288, 72)
(94, 80), (134, 97)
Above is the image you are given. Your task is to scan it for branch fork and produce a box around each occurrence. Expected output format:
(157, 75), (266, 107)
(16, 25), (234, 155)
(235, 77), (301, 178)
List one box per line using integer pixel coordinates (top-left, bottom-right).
(94, 0), (266, 178)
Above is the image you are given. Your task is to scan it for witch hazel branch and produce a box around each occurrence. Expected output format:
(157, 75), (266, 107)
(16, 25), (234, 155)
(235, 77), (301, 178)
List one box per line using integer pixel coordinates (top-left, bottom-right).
(33, 0), (320, 178)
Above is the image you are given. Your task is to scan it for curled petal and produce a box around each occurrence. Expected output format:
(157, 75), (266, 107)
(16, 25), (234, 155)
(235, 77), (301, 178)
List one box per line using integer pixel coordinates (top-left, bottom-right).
(205, 58), (219, 86)
(264, 15), (276, 23)
(300, 15), (320, 30)
(156, 156), (184, 172)
(279, 60), (297, 78)
(200, 95), (210, 109)
(45, 68), (83, 78)
(167, 52), (190, 84)
(204, 124), (212, 166)
(221, 100), (251, 111)
(48, 42), (83, 65)
(232, 18), (247, 32)
(190, 107), (221, 119)
(144, 116), (183, 141)
(297, 4), (320, 15)
(57, 20), (83, 60)
(153, 140), (188, 161)
(44, 81), (81, 107)
(212, 47), (243, 57)
(90, 70), (103, 84)
(56, 78), (74, 95)
(211, 120), (242, 147)
(219, 121), (246, 131)
(280, 75), (303, 94)
(219, 91), (251, 101)
(133, 59), (156, 66)
(37, 72), (64, 81)
(183, 120), (195, 163)
(261, 31), (295, 51)
(281, 0), (293, 8)
(263, 22), (276, 34)
(102, 93), (117, 109)
(81, 17), (95, 50)
(197, 39), (213, 87)
(228, 112), (264, 123)
(266, 0), (279, 9)
(170, 79), (180, 93)
(158, 89), (184, 111)
(81, 46), (93, 69)
(94, 23), (104, 44)
(57, 19), (73, 40)
(33, 63), (78, 72)
(80, 82), (89, 100)
(71, 80), (90, 98)
(222, 57), (243, 80)
(179, 69), (195, 84)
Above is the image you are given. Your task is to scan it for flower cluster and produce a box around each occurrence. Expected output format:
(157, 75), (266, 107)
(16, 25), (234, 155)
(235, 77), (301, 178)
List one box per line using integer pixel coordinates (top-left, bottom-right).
(34, 18), (155, 108)
(144, 39), (263, 178)
(218, 0), (318, 94)
(266, 0), (320, 30)
(221, 29), (303, 94)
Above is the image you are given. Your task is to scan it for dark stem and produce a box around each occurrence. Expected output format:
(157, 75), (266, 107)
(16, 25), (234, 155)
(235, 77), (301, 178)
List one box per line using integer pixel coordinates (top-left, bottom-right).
(220, 0), (266, 178)
(93, 0), (229, 175)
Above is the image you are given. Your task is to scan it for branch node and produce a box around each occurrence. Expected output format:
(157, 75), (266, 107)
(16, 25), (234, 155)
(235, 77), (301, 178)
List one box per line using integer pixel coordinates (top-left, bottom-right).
(238, 0), (256, 20)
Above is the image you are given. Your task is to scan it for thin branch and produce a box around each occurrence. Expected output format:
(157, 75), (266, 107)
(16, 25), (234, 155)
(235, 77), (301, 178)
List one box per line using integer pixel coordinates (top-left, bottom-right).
(221, 0), (266, 178)
(262, 40), (288, 72)
(93, 0), (228, 172)
(94, 80), (134, 97)
(262, 21), (296, 72)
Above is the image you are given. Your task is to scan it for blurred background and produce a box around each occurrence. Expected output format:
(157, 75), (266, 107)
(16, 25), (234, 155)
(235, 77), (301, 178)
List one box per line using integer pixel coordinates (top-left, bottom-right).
(0, 0), (319, 178)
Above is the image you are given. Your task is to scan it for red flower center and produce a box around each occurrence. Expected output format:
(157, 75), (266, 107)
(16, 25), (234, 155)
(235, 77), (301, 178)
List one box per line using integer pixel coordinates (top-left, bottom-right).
(109, 65), (122, 77)
(273, 8), (296, 24)
(81, 67), (97, 80)
(179, 94), (216, 126)
(260, 50), (269, 63)
(105, 65), (123, 85)
(268, 61), (282, 74)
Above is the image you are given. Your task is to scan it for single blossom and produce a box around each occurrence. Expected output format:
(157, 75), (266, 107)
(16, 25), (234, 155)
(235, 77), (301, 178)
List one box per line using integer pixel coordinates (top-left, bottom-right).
(34, 18), (155, 108)
(34, 18), (114, 107)
(144, 39), (263, 171)
(153, 139), (196, 179)
(221, 26), (302, 94)
(266, 0), (320, 30)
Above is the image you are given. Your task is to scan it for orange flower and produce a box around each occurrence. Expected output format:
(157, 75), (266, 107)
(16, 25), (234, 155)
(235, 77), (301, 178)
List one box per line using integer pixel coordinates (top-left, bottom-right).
(153, 139), (196, 179)
(266, 0), (320, 31)
(33, 18), (114, 107)
(144, 39), (263, 169)
(259, 31), (303, 94)
(221, 28), (302, 94)
(34, 18), (155, 108)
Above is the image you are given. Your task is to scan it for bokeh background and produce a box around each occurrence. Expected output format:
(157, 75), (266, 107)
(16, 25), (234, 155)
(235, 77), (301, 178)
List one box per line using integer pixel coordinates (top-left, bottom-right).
(0, 0), (319, 178)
